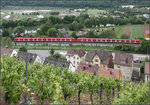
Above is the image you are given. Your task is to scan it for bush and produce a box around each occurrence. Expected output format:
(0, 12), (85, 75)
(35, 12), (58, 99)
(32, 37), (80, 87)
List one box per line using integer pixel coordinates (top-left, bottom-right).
(19, 46), (27, 52)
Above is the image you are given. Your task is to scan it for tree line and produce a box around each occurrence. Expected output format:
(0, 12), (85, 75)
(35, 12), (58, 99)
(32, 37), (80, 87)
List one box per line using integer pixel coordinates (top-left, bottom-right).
(2, 0), (150, 8)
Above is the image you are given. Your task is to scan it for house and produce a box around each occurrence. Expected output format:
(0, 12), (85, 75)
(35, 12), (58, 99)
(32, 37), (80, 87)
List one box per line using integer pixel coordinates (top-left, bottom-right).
(85, 49), (114, 68)
(66, 49), (86, 71)
(114, 53), (133, 81)
(145, 62), (150, 83)
(43, 57), (70, 69)
(17, 51), (42, 64)
(1, 47), (18, 57)
(78, 62), (121, 79)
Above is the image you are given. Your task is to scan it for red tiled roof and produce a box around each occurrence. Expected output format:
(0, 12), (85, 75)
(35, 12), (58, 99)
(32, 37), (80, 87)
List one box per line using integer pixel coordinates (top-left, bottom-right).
(78, 62), (121, 79)
(145, 62), (150, 75)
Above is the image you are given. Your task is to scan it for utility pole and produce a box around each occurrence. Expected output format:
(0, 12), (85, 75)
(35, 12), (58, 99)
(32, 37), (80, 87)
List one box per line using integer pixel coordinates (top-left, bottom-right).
(25, 55), (28, 85)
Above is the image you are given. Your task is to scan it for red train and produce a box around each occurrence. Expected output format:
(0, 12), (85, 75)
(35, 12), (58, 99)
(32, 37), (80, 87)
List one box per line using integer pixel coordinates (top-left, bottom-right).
(14, 38), (141, 44)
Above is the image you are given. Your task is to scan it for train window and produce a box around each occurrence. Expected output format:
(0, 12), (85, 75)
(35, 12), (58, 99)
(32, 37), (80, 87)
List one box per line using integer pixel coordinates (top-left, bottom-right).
(38, 39), (41, 41)
(29, 39), (33, 41)
(107, 40), (110, 42)
(121, 40), (124, 42)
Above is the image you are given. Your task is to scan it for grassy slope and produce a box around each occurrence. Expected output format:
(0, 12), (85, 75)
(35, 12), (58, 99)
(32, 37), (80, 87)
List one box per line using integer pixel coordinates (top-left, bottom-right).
(115, 26), (125, 38)
(132, 25), (144, 39)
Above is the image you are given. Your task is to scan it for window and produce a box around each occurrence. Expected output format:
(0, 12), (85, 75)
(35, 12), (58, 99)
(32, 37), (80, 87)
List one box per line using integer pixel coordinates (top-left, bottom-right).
(77, 57), (79, 60)
(74, 57), (75, 59)
(73, 61), (75, 64)
(95, 59), (99, 62)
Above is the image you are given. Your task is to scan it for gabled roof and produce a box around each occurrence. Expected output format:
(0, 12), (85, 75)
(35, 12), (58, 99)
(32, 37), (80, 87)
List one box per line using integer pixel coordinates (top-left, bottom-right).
(145, 62), (150, 75)
(17, 51), (37, 63)
(43, 57), (70, 69)
(114, 53), (133, 67)
(85, 49), (112, 64)
(1, 47), (14, 56)
(77, 62), (121, 79)
(67, 49), (86, 57)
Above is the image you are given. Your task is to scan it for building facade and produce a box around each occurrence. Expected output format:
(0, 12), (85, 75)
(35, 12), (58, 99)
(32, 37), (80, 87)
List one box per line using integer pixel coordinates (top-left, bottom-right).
(114, 53), (133, 81)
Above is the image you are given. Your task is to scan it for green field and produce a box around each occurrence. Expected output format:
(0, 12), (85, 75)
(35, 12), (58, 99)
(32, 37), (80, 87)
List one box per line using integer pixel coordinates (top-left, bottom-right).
(132, 25), (144, 39)
(115, 26), (125, 38)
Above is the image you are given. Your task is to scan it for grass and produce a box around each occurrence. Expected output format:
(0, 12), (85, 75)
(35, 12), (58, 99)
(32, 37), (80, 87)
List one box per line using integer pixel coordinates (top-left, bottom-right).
(115, 26), (125, 38)
(12, 45), (116, 52)
(132, 25), (144, 39)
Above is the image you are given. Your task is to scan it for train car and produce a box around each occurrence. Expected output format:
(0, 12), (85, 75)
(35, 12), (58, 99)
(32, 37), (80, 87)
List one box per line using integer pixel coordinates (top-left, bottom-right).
(14, 37), (141, 45)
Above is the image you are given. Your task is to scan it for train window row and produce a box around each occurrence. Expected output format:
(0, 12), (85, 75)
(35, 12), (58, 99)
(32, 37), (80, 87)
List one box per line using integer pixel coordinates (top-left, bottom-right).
(14, 38), (140, 43)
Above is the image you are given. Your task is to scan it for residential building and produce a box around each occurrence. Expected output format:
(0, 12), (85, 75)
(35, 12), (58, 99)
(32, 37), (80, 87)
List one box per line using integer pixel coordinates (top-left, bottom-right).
(114, 53), (133, 81)
(78, 63), (121, 79)
(43, 57), (70, 68)
(85, 49), (114, 68)
(145, 62), (150, 83)
(17, 51), (42, 64)
(66, 49), (86, 71)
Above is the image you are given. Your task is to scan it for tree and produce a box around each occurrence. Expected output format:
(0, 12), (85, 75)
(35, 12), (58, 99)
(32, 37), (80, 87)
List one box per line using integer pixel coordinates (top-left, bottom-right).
(138, 39), (150, 54)
(50, 48), (54, 56)
(40, 24), (50, 35)
(19, 46), (27, 52)
(13, 26), (25, 36)
(46, 28), (57, 37)
(71, 32), (78, 39)
(53, 53), (61, 59)
(2, 29), (9, 37)
(2, 37), (12, 48)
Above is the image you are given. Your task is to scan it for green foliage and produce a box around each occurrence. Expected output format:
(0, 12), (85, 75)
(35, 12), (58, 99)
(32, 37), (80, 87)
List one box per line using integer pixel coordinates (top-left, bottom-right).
(50, 48), (54, 56)
(114, 44), (135, 52)
(137, 39), (150, 54)
(1, 57), (26, 104)
(1, 57), (150, 104)
(40, 24), (50, 35)
(1, 37), (12, 48)
(71, 32), (78, 39)
(113, 82), (150, 104)
(19, 46), (27, 52)
(140, 57), (150, 74)
(2, 29), (10, 37)
(46, 28), (57, 37)
(13, 26), (25, 36)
